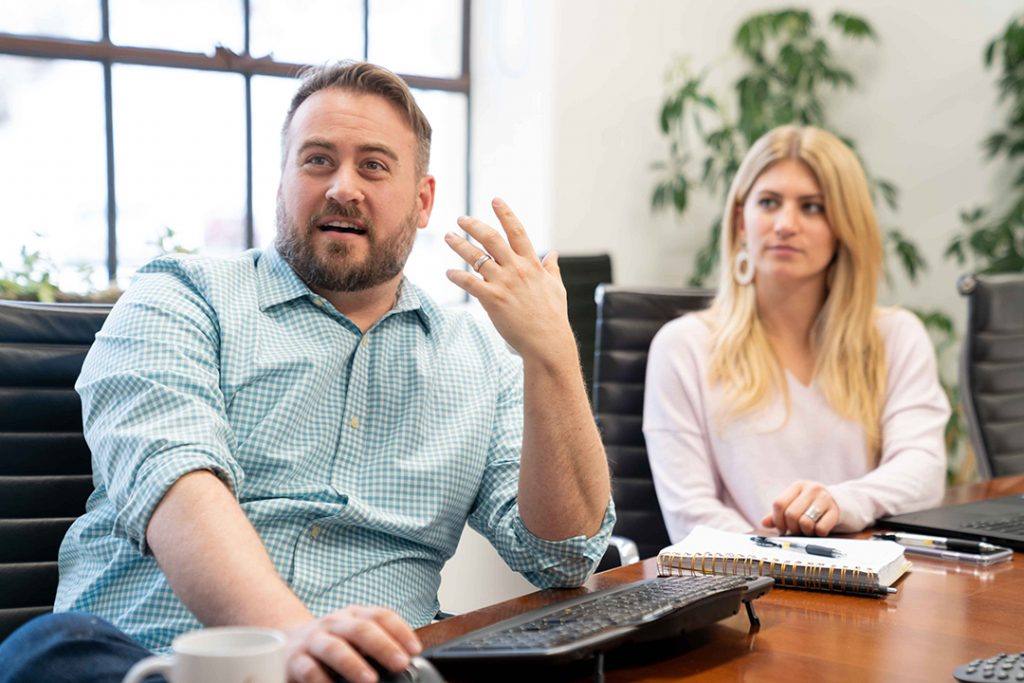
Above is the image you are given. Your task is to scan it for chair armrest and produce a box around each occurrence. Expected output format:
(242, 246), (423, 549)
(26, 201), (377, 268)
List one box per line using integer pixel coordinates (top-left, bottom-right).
(609, 535), (639, 566)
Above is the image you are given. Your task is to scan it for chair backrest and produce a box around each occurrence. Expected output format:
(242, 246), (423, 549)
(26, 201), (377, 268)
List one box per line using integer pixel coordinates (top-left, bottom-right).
(592, 285), (714, 561)
(958, 273), (1024, 479)
(0, 300), (111, 640)
(559, 255), (613, 398)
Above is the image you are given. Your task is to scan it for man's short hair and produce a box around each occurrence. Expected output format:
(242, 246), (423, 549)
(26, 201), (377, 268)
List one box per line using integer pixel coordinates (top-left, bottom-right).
(280, 61), (432, 177)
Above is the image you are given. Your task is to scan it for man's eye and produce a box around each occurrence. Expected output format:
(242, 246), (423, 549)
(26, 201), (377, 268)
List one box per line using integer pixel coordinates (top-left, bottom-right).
(363, 160), (387, 172)
(306, 155), (330, 166)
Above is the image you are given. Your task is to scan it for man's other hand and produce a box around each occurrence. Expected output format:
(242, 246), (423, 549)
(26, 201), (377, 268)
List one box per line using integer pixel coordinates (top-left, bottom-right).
(284, 606), (422, 683)
(444, 198), (577, 369)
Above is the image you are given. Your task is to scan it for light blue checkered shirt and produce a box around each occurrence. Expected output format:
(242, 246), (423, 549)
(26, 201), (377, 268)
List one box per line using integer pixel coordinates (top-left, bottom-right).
(55, 247), (614, 651)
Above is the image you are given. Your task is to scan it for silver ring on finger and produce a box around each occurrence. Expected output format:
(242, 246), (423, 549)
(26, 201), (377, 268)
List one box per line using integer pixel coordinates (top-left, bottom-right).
(803, 504), (823, 522)
(472, 253), (493, 272)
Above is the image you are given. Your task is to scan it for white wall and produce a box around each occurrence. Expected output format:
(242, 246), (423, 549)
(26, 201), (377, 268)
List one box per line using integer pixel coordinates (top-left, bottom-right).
(545, 0), (1018, 319)
(440, 0), (1021, 614)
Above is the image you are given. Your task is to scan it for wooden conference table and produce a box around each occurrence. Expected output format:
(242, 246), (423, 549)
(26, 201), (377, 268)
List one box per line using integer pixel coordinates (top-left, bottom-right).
(419, 475), (1024, 682)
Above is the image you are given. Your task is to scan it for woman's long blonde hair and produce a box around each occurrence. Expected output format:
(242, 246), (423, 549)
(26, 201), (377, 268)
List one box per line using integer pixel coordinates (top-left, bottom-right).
(706, 125), (886, 459)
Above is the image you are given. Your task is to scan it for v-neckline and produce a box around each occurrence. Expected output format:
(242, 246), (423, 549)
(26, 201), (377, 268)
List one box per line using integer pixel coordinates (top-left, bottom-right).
(784, 368), (816, 391)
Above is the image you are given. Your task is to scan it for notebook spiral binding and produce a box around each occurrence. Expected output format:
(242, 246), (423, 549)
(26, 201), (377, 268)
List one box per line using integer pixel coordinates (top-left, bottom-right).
(657, 552), (881, 595)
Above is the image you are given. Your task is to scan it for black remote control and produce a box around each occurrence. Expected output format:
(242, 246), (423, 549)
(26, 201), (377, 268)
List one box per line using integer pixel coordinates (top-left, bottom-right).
(954, 652), (1024, 682)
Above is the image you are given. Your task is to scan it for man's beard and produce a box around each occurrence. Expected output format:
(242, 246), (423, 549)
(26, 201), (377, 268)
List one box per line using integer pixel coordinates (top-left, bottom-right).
(275, 196), (418, 293)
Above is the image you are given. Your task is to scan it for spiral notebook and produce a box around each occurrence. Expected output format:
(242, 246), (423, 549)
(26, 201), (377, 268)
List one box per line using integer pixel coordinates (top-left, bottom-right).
(657, 525), (911, 595)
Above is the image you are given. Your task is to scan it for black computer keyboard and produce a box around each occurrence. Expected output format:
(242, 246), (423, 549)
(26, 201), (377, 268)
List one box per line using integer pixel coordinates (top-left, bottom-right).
(426, 575), (772, 665)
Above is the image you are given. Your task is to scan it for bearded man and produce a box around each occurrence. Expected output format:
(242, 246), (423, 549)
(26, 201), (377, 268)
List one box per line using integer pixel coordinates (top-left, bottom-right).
(0, 61), (613, 683)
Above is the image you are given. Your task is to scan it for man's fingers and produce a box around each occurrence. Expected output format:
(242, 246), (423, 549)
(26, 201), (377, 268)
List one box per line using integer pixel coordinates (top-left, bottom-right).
(353, 606), (422, 655)
(287, 650), (335, 683)
(326, 617), (411, 673)
(491, 197), (536, 259)
(307, 630), (379, 683)
(446, 269), (491, 300)
(456, 216), (516, 265)
(541, 250), (560, 277)
(444, 232), (496, 278)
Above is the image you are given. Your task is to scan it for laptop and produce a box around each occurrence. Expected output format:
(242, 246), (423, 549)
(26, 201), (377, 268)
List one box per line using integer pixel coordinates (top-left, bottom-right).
(878, 494), (1024, 551)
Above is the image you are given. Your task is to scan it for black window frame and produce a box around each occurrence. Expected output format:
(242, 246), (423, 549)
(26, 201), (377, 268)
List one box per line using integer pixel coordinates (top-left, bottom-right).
(0, 0), (472, 285)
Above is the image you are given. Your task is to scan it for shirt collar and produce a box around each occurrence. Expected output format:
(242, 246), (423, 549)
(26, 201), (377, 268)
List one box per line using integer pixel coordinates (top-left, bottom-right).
(256, 246), (312, 311)
(256, 246), (437, 334)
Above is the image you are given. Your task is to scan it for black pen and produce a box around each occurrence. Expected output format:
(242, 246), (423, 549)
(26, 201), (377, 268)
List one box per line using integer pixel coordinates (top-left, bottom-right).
(872, 531), (1003, 554)
(751, 535), (845, 558)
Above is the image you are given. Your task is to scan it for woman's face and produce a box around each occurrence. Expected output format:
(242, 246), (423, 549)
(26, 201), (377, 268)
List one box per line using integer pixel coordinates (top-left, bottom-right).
(736, 158), (838, 288)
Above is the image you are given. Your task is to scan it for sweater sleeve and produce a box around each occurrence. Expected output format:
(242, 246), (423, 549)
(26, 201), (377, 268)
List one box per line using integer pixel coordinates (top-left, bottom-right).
(643, 317), (753, 542)
(826, 310), (950, 532)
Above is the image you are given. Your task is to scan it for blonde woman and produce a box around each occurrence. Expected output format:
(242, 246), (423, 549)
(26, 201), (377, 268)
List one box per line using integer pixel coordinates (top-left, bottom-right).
(643, 125), (949, 540)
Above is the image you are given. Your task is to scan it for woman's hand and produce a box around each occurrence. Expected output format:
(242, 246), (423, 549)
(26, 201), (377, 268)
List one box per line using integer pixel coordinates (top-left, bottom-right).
(761, 480), (840, 536)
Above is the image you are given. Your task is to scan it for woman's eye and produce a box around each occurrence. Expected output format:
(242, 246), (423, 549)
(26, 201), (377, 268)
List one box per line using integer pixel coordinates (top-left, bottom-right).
(804, 202), (825, 214)
(757, 197), (779, 209)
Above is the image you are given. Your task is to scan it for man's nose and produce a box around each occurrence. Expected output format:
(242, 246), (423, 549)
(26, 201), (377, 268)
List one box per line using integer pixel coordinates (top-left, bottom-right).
(325, 166), (364, 206)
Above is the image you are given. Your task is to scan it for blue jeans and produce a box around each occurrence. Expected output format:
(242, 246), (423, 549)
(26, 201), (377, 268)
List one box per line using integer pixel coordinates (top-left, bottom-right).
(0, 612), (162, 683)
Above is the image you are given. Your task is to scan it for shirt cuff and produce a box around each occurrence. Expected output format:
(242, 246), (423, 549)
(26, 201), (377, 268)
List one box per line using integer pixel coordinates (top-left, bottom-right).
(113, 450), (244, 555)
(510, 498), (616, 588)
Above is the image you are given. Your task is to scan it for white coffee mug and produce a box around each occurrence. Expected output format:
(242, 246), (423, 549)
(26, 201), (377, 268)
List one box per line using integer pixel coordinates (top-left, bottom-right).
(122, 627), (287, 683)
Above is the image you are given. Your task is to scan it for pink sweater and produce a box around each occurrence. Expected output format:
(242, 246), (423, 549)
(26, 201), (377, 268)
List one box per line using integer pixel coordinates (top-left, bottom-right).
(643, 307), (950, 541)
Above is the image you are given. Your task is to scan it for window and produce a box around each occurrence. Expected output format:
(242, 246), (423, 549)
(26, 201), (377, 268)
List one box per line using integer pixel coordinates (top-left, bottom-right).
(0, 1), (470, 304)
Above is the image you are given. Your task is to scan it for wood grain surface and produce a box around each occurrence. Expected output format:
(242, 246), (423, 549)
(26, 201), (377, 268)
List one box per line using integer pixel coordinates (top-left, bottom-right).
(419, 476), (1024, 682)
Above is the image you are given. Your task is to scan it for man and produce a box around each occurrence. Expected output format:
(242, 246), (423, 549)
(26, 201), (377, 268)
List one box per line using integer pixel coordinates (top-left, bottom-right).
(0, 62), (613, 683)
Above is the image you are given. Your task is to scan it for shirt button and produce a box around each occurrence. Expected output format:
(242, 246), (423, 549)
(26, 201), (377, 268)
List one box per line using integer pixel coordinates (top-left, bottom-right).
(313, 299), (324, 308)
(359, 336), (369, 348)
(309, 525), (321, 539)
(349, 416), (360, 429)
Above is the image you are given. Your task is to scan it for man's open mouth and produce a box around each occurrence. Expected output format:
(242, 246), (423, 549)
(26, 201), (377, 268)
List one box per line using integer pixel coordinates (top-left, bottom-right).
(318, 220), (367, 236)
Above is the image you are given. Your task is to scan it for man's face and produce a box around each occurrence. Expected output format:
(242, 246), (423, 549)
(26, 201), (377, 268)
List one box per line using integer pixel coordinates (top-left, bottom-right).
(276, 88), (435, 293)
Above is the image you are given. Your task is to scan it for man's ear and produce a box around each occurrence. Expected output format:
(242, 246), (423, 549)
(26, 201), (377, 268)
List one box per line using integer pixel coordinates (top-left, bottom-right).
(416, 175), (436, 229)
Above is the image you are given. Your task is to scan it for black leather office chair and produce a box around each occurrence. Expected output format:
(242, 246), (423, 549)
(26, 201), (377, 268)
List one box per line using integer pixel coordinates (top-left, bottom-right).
(958, 273), (1024, 479)
(0, 300), (110, 641)
(592, 285), (714, 570)
(558, 255), (613, 399)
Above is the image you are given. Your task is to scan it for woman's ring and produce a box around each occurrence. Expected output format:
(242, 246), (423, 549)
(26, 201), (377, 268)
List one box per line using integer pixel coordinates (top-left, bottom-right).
(803, 505), (823, 522)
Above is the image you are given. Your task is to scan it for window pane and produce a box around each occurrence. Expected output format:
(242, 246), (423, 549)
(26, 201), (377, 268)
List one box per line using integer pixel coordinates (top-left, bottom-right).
(251, 74), (299, 249)
(404, 89), (466, 305)
(0, 0), (100, 41)
(108, 0), (243, 52)
(112, 66), (246, 282)
(250, 0), (363, 65)
(368, 0), (462, 78)
(0, 57), (107, 294)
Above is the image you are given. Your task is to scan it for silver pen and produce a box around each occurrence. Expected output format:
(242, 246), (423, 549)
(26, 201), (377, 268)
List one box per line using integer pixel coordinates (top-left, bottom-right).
(872, 532), (1004, 554)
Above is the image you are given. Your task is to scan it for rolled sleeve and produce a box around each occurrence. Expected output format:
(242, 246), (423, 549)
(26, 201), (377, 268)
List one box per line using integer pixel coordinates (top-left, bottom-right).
(76, 257), (243, 555)
(467, 342), (615, 588)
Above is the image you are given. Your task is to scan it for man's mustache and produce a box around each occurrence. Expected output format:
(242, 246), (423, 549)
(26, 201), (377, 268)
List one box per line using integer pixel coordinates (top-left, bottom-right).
(308, 202), (374, 232)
